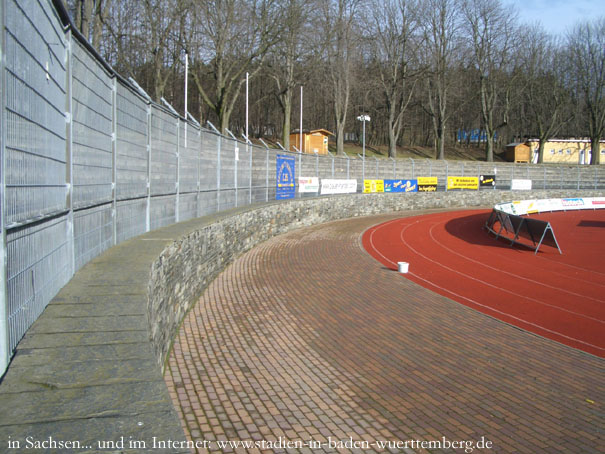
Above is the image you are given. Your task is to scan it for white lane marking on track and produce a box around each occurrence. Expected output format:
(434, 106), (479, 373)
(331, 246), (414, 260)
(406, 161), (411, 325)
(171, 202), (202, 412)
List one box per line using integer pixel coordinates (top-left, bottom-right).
(445, 214), (605, 289)
(365, 214), (605, 352)
(429, 219), (605, 304)
(407, 271), (605, 352)
(400, 219), (603, 323)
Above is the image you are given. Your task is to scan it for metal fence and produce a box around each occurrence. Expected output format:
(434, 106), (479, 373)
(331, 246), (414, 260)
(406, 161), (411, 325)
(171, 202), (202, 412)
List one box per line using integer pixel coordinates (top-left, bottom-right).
(1, 0), (605, 377)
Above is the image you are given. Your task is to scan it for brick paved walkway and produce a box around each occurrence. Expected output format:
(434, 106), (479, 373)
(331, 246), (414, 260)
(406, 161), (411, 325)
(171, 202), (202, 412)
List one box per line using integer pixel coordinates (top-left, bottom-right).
(165, 212), (603, 454)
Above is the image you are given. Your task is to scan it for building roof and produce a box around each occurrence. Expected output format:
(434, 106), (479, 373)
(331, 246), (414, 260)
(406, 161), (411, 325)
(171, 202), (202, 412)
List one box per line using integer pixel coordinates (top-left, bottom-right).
(525, 138), (605, 144)
(290, 128), (334, 136)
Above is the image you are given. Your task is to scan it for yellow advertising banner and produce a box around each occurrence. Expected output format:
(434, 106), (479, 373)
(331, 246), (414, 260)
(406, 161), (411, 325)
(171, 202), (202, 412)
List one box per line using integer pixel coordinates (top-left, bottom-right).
(417, 177), (438, 186)
(417, 176), (438, 192)
(363, 179), (385, 193)
(447, 176), (479, 190)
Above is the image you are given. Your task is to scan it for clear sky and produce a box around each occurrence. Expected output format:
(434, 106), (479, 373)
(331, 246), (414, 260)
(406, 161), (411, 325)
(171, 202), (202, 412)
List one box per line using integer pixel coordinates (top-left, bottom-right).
(507, 0), (604, 34)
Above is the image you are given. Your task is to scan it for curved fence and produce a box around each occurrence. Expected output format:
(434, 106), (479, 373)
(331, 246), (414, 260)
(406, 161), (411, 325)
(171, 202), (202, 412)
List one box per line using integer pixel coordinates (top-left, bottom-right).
(2, 0), (605, 377)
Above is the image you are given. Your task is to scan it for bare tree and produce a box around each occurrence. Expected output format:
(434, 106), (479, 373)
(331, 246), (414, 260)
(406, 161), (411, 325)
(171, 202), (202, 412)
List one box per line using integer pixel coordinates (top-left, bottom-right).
(266, 0), (318, 148)
(367, 0), (422, 158)
(520, 28), (572, 163)
(188, 0), (282, 133)
(64, 0), (112, 47)
(320, 0), (361, 155)
(98, 0), (188, 102)
(566, 18), (605, 165)
(421, 0), (461, 160)
(461, 0), (518, 162)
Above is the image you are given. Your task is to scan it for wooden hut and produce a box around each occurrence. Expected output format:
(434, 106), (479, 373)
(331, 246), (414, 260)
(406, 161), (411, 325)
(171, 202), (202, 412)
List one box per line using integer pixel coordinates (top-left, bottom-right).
(504, 142), (531, 163)
(289, 129), (333, 155)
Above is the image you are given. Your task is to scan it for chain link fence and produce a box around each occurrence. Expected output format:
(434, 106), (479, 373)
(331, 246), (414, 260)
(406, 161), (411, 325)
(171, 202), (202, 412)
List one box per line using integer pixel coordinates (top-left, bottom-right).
(1, 0), (605, 376)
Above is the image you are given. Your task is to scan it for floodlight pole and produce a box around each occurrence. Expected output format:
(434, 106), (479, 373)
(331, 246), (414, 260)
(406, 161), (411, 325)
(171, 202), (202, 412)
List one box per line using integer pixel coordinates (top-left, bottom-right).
(184, 52), (188, 119)
(299, 86), (303, 153)
(245, 72), (249, 141)
(184, 51), (188, 147)
(357, 114), (370, 182)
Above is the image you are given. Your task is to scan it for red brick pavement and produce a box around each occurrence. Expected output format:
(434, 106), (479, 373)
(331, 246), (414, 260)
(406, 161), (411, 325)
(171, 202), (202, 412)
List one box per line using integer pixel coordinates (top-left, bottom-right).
(164, 212), (603, 454)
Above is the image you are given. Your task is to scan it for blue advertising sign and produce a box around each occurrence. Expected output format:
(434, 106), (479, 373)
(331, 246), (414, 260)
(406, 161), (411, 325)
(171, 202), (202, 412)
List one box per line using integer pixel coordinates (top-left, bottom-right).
(384, 179), (418, 193)
(276, 154), (295, 200)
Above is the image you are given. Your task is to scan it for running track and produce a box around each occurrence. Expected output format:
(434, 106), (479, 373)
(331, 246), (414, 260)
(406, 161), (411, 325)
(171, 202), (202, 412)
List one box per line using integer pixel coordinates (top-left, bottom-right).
(166, 211), (603, 454)
(362, 209), (605, 357)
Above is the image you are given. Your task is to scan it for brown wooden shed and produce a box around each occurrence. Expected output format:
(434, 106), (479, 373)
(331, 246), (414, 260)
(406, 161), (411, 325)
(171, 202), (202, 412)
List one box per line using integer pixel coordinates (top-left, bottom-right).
(505, 142), (531, 163)
(289, 129), (333, 155)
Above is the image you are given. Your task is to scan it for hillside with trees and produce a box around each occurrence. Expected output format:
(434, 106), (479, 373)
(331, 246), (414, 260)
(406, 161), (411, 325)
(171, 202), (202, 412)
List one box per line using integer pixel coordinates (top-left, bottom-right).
(64, 0), (605, 163)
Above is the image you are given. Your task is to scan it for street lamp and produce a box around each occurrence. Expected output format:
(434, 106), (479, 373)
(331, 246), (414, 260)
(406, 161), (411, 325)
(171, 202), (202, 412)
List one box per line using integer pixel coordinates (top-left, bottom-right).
(357, 114), (370, 182)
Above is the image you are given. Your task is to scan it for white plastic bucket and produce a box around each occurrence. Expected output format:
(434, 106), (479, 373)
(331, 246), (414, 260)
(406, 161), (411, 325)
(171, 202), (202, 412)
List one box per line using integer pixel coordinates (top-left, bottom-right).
(398, 262), (409, 273)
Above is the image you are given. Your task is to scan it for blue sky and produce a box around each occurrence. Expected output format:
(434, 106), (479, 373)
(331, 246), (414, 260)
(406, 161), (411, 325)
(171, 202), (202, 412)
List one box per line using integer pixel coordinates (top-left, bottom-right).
(507, 0), (604, 34)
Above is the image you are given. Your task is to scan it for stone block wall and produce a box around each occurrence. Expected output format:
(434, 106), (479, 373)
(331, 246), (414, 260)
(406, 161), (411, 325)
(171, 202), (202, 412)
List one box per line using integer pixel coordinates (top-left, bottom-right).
(146, 190), (603, 369)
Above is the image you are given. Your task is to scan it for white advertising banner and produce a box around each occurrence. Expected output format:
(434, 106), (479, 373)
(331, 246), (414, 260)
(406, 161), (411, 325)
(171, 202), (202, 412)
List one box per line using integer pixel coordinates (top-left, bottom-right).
(298, 177), (319, 193)
(320, 179), (358, 195)
(511, 179), (532, 190)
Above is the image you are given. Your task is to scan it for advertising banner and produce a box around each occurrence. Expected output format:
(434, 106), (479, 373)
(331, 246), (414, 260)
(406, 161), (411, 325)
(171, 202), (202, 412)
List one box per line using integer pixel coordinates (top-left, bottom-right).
(363, 180), (385, 193)
(447, 176), (479, 190)
(479, 174), (496, 188)
(561, 197), (585, 209)
(298, 177), (319, 193)
(588, 197), (605, 208)
(511, 179), (532, 190)
(276, 154), (295, 200)
(320, 179), (358, 195)
(384, 179), (418, 193)
(418, 177), (438, 192)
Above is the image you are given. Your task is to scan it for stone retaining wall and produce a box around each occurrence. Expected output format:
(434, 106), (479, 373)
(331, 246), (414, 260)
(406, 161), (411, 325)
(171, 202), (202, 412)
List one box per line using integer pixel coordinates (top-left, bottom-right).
(147, 189), (603, 369)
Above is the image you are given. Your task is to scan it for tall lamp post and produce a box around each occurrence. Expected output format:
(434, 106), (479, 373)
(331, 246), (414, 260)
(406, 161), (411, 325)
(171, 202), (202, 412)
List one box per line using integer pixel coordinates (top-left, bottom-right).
(357, 114), (370, 182)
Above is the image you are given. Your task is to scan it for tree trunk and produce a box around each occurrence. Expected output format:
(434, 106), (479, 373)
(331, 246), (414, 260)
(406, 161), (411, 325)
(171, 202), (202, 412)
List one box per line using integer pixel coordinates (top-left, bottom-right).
(591, 137), (601, 165)
(388, 125), (397, 158)
(336, 120), (345, 156)
(538, 141), (545, 164)
(485, 136), (494, 162)
(282, 95), (292, 150)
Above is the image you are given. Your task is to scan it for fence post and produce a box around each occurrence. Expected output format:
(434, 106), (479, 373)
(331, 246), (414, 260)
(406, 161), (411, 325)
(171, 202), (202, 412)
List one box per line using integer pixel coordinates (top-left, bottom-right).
(206, 121), (222, 212)
(362, 154), (365, 182)
(346, 154), (350, 179)
(249, 141), (252, 205)
(111, 76), (117, 245)
(234, 140), (238, 207)
(145, 104), (152, 232)
(297, 149), (302, 199)
(0, 0), (9, 377)
(197, 127), (201, 217)
(65, 32), (75, 276)
(175, 119), (180, 223)
(259, 138), (270, 202)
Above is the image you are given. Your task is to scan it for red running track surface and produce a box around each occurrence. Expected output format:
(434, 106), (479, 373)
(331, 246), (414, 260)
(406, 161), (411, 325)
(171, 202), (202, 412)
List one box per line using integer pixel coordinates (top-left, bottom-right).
(362, 209), (605, 357)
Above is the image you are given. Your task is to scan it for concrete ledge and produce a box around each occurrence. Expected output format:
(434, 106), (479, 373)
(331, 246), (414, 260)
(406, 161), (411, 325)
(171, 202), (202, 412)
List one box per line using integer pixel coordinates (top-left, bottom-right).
(0, 190), (601, 451)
